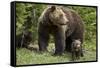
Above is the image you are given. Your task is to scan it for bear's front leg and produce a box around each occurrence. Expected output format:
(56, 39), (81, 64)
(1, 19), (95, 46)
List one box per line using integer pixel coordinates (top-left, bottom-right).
(54, 27), (66, 55)
(38, 26), (49, 51)
(72, 51), (75, 61)
(80, 46), (84, 57)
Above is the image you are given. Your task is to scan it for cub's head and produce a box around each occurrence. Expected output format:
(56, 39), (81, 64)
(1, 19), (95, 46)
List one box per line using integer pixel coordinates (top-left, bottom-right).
(72, 40), (81, 52)
(49, 6), (68, 26)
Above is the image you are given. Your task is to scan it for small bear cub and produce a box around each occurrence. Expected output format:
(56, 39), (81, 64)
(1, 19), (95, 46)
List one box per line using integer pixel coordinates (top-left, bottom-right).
(71, 39), (83, 61)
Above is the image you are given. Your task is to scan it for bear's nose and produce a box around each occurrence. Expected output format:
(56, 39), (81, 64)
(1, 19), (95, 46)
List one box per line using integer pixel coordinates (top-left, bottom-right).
(77, 45), (80, 48)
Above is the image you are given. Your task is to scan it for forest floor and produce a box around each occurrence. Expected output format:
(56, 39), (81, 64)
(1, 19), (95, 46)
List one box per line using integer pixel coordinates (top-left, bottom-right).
(16, 40), (97, 65)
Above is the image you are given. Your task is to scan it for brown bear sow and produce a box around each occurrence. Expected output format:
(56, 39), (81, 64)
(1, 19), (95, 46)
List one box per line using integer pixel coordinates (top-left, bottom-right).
(38, 5), (84, 55)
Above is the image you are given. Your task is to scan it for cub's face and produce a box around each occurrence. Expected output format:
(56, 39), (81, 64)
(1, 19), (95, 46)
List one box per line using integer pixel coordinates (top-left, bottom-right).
(72, 40), (81, 52)
(49, 6), (68, 26)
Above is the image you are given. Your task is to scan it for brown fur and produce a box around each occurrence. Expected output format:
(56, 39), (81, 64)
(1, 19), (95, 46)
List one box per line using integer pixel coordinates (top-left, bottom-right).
(16, 30), (32, 48)
(71, 39), (83, 60)
(38, 5), (84, 55)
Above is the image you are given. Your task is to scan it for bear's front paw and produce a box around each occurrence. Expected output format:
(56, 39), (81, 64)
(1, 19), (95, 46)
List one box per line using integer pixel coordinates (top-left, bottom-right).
(53, 52), (63, 56)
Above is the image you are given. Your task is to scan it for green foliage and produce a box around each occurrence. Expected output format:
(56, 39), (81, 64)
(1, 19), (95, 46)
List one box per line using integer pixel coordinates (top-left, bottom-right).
(16, 41), (96, 65)
(16, 3), (47, 42)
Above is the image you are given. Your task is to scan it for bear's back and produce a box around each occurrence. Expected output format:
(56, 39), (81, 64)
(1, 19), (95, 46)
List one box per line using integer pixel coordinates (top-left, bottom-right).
(61, 7), (84, 39)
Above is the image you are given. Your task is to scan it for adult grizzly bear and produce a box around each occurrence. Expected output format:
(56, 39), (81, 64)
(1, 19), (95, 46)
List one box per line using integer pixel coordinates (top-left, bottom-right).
(38, 5), (84, 55)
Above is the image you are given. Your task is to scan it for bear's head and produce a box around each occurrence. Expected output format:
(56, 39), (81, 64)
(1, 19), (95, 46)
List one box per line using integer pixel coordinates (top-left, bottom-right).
(72, 39), (81, 52)
(49, 6), (69, 26)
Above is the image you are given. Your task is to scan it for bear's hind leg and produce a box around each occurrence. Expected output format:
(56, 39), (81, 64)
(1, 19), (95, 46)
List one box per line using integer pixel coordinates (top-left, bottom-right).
(65, 37), (72, 52)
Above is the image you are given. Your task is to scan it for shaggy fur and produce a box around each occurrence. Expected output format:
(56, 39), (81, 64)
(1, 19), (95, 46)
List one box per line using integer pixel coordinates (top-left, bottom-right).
(38, 5), (84, 55)
(71, 39), (83, 60)
(16, 30), (32, 48)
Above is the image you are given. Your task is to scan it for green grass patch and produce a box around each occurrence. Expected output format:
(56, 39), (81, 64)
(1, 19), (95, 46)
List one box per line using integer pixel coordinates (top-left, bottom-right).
(16, 39), (97, 65)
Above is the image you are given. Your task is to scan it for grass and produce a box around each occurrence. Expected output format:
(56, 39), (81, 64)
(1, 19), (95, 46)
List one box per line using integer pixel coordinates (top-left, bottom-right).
(16, 39), (97, 65)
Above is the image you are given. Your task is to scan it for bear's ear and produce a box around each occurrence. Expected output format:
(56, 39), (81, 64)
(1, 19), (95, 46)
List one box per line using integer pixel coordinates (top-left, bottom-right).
(50, 5), (56, 12)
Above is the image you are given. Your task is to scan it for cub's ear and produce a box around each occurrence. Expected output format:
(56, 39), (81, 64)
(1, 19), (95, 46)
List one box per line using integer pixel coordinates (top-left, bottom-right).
(50, 5), (56, 12)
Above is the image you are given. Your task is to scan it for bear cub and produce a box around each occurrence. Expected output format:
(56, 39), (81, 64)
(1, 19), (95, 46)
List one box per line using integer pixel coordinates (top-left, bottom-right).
(71, 39), (84, 60)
